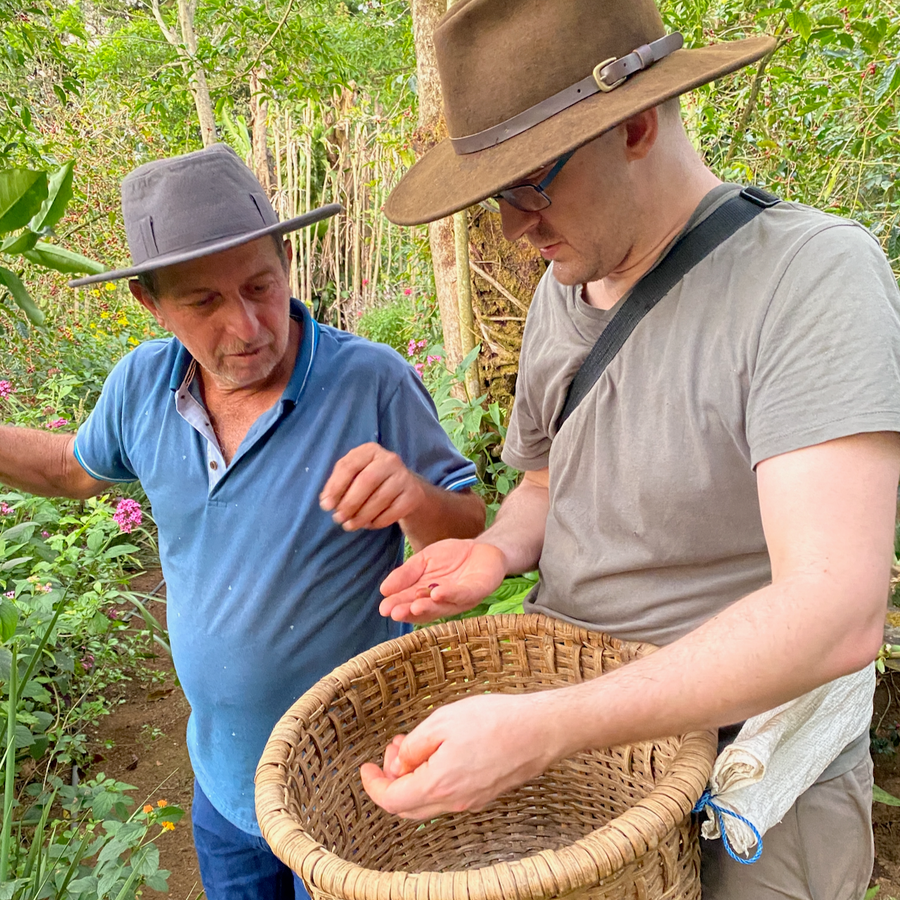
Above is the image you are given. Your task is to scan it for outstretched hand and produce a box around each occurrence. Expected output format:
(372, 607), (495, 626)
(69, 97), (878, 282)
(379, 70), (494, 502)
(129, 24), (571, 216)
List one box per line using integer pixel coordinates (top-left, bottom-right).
(360, 693), (561, 820)
(378, 539), (508, 624)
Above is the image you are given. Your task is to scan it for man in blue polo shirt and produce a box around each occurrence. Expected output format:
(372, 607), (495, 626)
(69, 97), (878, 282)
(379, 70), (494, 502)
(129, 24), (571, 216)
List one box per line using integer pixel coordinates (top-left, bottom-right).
(0, 144), (484, 900)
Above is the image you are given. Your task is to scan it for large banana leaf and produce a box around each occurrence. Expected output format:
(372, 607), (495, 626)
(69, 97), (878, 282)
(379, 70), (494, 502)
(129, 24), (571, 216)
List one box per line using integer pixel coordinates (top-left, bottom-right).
(22, 241), (105, 276)
(0, 170), (48, 235)
(28, 161), (74, 233)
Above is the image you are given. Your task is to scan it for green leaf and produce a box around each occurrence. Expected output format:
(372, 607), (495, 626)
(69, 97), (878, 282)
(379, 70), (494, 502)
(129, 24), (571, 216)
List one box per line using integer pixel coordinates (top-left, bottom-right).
(0, 648), (10, 679)
(87, 529), (104, 552)
(0, 264), (45, 325)
(0, 228), (39, 254)
(0, 597), (17, 642)
(787, 9), (813, 42)
(873, 784), (900, 806)
(104, 545), (139, 559)
(29, 160), (74, 232)
(132, 842), (159, 876)
(1, 522), (36, 542)
(0, 169), (48, 234)
(22, 241), (105, 276)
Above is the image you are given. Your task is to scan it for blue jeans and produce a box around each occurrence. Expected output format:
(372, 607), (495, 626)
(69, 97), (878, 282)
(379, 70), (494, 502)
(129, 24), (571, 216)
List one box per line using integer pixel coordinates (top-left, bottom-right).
(191, 779), (311, 900)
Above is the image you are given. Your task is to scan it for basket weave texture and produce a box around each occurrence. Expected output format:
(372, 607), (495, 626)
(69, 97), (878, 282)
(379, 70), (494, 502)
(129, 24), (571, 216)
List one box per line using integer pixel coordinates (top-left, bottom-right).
(256, 614), (716, 900)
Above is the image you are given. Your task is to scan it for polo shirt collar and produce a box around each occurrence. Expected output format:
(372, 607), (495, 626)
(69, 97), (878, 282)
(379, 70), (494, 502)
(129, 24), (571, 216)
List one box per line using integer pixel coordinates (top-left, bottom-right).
(166, 297), (319, 408)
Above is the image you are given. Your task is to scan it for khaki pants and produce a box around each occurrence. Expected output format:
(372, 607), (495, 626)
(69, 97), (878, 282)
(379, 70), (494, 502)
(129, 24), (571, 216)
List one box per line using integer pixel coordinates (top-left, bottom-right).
(700, 754), (874, 900)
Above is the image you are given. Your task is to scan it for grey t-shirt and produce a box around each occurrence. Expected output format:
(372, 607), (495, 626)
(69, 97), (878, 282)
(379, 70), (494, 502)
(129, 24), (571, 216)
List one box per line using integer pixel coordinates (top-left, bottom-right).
(504, 185), (900, 648)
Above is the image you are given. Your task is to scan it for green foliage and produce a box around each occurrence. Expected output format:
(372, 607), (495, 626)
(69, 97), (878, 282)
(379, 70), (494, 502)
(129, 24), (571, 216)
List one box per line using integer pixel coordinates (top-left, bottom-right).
(0, 164), (104, 327)
(357, 297), (415, 354)
(660, 0), (900, 269)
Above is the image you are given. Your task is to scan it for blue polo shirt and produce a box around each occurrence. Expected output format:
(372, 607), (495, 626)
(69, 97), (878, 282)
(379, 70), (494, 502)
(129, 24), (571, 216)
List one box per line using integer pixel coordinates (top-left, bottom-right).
(74, 300), (477, 834)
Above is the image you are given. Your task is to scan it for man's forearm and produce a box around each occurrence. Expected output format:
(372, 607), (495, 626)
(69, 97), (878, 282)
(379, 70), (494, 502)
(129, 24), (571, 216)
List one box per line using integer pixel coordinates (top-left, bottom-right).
(400, 484), (486, 552)
(474, 469), (549, 575)
(542, 570), (886, 761)
(0, 427), (106, 498)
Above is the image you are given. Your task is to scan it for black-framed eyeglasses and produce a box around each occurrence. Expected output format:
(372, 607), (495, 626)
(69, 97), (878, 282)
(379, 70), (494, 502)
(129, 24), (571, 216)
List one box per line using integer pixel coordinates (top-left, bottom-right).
(479, 151), (575, 214)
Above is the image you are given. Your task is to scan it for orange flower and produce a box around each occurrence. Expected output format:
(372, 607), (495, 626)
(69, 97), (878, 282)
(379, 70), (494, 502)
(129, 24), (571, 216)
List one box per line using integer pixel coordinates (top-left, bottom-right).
(162, 821), (175, 831)
(157, 799), (168, 808)
(143, 805), (153, 814)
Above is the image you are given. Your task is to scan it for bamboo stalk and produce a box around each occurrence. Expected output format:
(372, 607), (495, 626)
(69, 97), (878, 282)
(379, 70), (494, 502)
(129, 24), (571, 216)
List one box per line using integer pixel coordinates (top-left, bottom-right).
(454, 209), (480, 400)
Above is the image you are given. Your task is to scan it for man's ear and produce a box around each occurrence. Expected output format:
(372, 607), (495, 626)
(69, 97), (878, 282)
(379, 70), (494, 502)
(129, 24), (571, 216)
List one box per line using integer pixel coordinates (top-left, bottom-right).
(622, 107), (659, 162)
(129, 280), (168, 330)
(283, 237), (293, 267)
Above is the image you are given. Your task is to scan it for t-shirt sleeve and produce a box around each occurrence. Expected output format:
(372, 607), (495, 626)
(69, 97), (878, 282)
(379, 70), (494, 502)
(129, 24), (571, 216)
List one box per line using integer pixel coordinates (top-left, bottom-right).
(747, 222), (900, 467)
(73, 356), (139, 483)
(379, 368), (478, 491)
(501, 279), (557, 472)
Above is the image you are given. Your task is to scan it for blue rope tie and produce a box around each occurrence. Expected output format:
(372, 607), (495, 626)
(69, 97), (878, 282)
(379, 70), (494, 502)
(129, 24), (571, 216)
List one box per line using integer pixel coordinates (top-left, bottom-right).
(693, 789), (763, 865)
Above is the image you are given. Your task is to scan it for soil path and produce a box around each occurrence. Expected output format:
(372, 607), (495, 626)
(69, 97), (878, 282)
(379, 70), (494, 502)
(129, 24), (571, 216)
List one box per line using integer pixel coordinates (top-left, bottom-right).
(84, 570), (900, 899)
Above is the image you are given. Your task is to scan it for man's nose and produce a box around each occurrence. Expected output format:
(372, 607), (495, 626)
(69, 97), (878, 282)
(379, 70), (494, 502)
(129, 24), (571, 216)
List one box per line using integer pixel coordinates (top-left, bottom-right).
(499, 201), (542, 243)
(225, 295), (261, 342)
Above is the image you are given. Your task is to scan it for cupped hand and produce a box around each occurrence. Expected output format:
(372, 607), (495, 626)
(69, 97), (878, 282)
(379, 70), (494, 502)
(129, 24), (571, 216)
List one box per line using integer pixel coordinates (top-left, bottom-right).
(320, 442), (425, 531)
(378, 539), (508, 624)
(360, 693), (560, 820)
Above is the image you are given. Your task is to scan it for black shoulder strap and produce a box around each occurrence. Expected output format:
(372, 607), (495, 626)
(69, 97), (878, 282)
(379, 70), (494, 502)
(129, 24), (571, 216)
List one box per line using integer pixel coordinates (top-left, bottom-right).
(556, 186), (781, 431)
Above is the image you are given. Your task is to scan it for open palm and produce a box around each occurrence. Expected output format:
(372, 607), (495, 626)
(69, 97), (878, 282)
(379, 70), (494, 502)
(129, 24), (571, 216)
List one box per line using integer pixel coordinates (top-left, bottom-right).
(379, 539), (508, 624)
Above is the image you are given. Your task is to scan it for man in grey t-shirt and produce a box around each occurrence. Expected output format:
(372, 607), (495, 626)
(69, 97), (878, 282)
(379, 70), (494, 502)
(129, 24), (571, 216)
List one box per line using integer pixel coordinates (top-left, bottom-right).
(363, 1), (900, 897)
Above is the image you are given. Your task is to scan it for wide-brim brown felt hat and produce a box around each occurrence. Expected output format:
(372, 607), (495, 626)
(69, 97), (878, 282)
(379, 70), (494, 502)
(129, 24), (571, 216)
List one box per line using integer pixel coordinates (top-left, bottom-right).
(70, 143), (341, 287)
(385, 0), (775, 226)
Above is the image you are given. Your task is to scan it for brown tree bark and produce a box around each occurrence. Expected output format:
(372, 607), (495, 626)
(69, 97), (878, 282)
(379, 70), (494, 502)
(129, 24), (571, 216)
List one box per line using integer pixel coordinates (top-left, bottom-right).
(409, 0), (463, 375)
(249, 68), (275, 193)
(467, 207), (546, 413)
(150, 0), (217, 147)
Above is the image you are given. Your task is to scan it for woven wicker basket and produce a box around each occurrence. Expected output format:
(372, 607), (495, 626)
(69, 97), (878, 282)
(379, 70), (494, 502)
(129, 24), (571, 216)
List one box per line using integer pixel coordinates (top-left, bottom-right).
(256, 614), (716, 900)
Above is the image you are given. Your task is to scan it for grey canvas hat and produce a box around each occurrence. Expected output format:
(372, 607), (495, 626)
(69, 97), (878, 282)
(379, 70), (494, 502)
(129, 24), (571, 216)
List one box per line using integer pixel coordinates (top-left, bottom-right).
(70, 143), (341, 287)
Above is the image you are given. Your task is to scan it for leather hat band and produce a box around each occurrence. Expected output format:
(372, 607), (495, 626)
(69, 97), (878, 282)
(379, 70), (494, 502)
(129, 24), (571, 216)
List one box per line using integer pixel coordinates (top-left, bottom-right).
(451, 31), (684, 156)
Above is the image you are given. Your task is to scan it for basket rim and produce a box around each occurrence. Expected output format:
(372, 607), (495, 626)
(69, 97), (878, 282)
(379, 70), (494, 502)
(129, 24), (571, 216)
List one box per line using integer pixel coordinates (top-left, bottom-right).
(256, 614), (717, 900)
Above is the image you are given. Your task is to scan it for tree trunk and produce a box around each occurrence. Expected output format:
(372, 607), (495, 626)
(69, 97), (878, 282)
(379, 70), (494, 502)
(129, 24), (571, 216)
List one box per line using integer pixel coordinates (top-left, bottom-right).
(409, 0), (463, 375)
(467, 207), (545, 412)
(249, 68), (274, 192)
(150, 0), (217, 147)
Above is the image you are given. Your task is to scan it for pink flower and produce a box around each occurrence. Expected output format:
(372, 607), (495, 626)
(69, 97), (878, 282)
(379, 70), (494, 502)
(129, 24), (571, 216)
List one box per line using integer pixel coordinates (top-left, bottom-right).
(407, 339), (417, 358)
(426, 355), (443, 364)
(414, 363), (425, 378)
(0, 380), (13, 400)
(403, 288), (412, 296)
(41, 530), (50, 538)
(81, 653), (95, 671)
(4, 591), (13, 599)
(0, 502), (11, 516)
(44, 418), (69, 430)
(113, 498), (142, 533)
(106, 608), (120, 620)
(362, 279), (369, 286)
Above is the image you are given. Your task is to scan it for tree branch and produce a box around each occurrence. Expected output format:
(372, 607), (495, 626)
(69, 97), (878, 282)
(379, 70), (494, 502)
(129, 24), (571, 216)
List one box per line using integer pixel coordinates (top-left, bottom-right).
(148, 0), (178, 47)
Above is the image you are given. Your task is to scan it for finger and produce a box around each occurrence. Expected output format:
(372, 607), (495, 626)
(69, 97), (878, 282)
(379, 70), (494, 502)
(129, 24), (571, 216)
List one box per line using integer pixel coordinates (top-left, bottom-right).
(319, 444), (379, 512)
(360, 766), (459, 820)
(328, 461), (398, 524)
(381, 555), (429, 598)
(340, 477), (413, 531)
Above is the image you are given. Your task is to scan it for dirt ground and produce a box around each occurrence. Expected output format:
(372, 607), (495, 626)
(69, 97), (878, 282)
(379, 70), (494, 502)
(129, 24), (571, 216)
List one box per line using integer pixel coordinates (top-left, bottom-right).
(81, 571), (900, 900)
